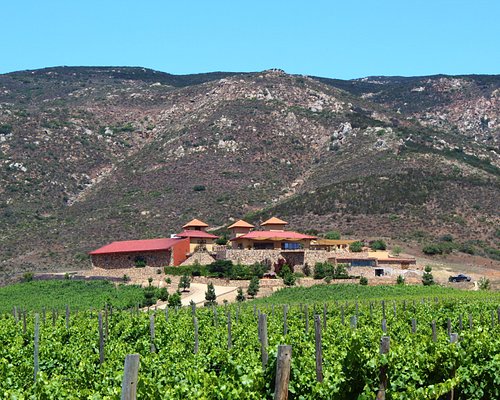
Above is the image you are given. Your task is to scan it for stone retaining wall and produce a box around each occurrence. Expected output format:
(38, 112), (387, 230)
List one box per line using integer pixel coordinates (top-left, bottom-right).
(90, 250), (170, 269)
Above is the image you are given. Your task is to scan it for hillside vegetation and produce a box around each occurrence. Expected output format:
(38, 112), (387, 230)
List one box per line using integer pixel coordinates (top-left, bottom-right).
(0, 67), (498, 280)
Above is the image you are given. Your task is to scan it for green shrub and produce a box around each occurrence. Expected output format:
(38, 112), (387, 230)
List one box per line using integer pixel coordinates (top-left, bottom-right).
(359, 276), (368, 285)
(123, 274), (131, 283)
(302, 263), (311, 277)
(135, 257), (146, 268)
(168, 291), (182, 307)
(204, 282), (217, 306)
(178, 274), (191, 292)
(324, 231), (341, 240)
(21, 272), (34, 282)
(396, 275), (405, 285)
(422, 244), (443, 255)
(193, 185), (206, 192)
(236, 287), (245, 302)
(247, 276), (260, 298)
(422, 265), (435, 286)
(478, 277), (490, 290)
(370, 240), (387, 251)
(157, 287), (169, 301)
(164, 265), (209, 276)
(349, 241), (363, 252)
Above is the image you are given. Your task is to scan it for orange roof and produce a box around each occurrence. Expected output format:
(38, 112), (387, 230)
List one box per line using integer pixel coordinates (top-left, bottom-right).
(182, 219), (209, 228)
(228, 220), (255, 229)
(261, 217), (288, 226)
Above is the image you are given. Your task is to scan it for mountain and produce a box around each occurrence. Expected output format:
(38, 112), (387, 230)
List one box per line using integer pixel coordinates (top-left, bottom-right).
(0, 67), (499, 280)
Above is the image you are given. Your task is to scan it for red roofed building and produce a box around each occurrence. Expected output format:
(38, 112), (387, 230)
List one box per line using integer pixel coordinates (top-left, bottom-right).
(230, 217), (316, 250)
(89, 237), (190, 269)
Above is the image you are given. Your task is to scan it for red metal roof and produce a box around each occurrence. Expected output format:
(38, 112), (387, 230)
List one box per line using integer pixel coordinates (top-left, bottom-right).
(175, 230), (218, 239)
(90, 238), (181, 255)
(231, 231), (316, 241)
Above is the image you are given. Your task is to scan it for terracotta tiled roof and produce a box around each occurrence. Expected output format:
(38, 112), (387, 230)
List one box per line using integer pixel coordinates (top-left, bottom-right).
(182, 219), (209, 228)
(231, 230), (315, 241)
(261, 217), (288, 226)
(175, 230), (218, 239)
(90, 238), (181, 255)
(312, 239), (356, 245)
(228, 220), (255, 229)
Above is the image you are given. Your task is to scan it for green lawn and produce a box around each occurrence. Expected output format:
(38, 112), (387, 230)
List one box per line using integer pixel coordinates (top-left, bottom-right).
(0, 280), (144, 312)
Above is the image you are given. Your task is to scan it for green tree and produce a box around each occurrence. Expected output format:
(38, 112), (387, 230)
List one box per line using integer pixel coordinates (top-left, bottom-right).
(324, 231), (341, 240)
(157, 287), (169, 301)
(396, 274), (405, 285)
(178, 274), (191, 292)
(359, 276), (368, 285)
(236, 287), (245, 302)
(283, 271), (296, 287)
(392, 246), (402, 256)
(370, 240), (387, 251)
(168, 291), (182, 307)
(247, 276), (260, 298)
(215, 234), (228, 245)
(204, 282), (217, 306)
(478, 277), (490, 290)
(349, 241), (363, 252)
(302, 263), (311, 277)
(422, 265), (435, 286)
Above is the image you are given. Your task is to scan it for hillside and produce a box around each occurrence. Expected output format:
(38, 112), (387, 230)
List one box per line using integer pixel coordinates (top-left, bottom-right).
(0, 67), (499, 280)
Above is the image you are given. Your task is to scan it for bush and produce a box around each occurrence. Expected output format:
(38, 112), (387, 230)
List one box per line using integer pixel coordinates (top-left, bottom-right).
(135, 257), (146, 268)
(396, 275), (405, 285)
(422, 244), (443, 255)
(204, 282), (217, 306)
(302, 263), (311, 277)
(458, 243), (476, 255)
(314, 262), (349, 279)
(283, 271), (296, 287)
(208, 260), (233, 276)
(324, 231), (341, 240)
(123, 274), (131, 283)
(21, 272), (34, 282)
(168, 291), (181, 307)
(440, 234), (454, 242)
(478, 277), (490, 290)
(143, 287), (157, 307)
(247, 276), (260, 298)
(370, 240), (387, 251)
(215, 235), (228, 245)
(349, 241), (363, 252)
(157, 287), (169, 301)
(392, 246), (402, 256)
(193, 185), (206, 192)
(324, 276), (332, 284)
(156, 268), (162, 274)
(178, 274), (191, 292)
(422, 265), (435, 286)
(236, 287), (245, 302)
(359, 276), (368, 285)
(64, 273), (71, 280)
(164, 265), (209, 276)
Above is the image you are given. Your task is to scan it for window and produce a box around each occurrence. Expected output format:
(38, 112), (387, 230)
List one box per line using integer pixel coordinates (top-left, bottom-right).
(282, 242), (302, 250)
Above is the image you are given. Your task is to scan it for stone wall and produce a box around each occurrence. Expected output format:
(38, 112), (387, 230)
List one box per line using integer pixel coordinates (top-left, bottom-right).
(181, 251), (216, 266)
(91, 250), (171, 269)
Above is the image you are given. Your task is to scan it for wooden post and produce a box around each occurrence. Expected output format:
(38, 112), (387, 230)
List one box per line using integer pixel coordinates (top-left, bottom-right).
(165, 307), (169, 322)
(98, 312), (104, 365)
(447, 318), (452, 337)
(341, 306), (345, 325)
(259, 313), (268, 368)
(65, 304), (70, 329)
(213, 306), (218, 327)
(370, 302), (374, 319)
(13, 306), (18, 323)
(448, 333), (458, 400)
(350, 315), (357, 329)
(403, 300), (406, 312)
(377, 336), (390, 400)
(42, 307), (46, 324)
(355, 301), (359, 316)
(253, 304), (257, 317)
(314, 315), (323, 382)
(191, 302), (196, 317)
(392, 302), (396, 318)
(194, 317), (199, 354)
(431, 320), (437, 342)
(274, 345), (292, 400)
(227, 311), (232, 350)
(411, 318), (417, 334)
(105, 304), (109, 340)
(382, 300), (386, 320)
(450, 333), (458, 343)
(305, 305), (309, 334)
(381, 318), (387, 333)
(458, 315), (463, 331)
(468, 314), (473, 330)
(497, 307), (500, 325)
(52, 308), (56, 327)
(491, 310), (495, 329)
(34, 314), (39, 383)
(121, 354), (140, 400)
(283, 305), (288, 336)
(150, 314), (156, 353)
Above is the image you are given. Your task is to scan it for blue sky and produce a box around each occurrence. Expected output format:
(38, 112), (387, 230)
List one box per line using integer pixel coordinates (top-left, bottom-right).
(1, 0), (498, 79)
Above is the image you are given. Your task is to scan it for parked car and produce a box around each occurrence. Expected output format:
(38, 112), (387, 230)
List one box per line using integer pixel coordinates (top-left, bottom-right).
(448, 274), (471, 283)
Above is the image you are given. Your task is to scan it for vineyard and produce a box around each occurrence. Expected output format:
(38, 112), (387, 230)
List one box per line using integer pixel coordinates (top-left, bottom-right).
(1, 285), (500, 399)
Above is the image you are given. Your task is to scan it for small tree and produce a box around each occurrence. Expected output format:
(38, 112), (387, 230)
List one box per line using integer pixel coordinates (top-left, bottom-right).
(359, 276), (368, 285)
(165, 277), (172, 285)
(21, 272), (34, 282)
(396, 274), (405, 285)
(204, 282), (217, 306)
(157, 287), (169, 301)
(283, 272), (296, 287)
(324, 231), (341, 240)
(236, 287), (246, 302)
(370, 240), (387, 251)
(247, 276), (260, 298)
(478, 277), (490, 290)
(179, 274), (191, 292)
(215, 234), (228, 245)
(422, 265), (435, 286)
(392, 246), (402, 257)
(302, 263), (311, 277)
(349, 241), (363, 252)
(168, 291), (182, 307)
(147, 277), (153, 286)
